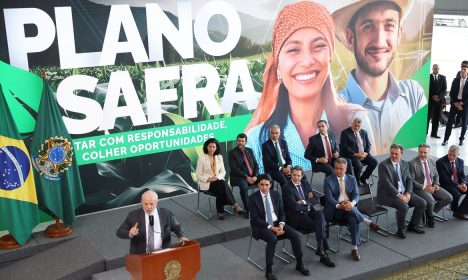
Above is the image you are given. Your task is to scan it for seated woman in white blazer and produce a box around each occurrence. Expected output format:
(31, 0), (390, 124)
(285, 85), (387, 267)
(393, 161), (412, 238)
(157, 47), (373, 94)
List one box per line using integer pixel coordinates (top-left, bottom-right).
(196, 138), (245, 220)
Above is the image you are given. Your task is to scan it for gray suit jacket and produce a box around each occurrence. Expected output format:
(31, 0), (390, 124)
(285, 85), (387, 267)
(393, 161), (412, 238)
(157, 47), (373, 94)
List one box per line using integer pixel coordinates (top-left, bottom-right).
(116, 207), (185, 254)
(409, 157), (440, 191)
(377, 158), (413, 205)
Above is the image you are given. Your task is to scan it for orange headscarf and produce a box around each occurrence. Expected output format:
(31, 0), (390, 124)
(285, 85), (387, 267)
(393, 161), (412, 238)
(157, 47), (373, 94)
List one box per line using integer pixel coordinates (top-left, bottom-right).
(246, 1), (335, 132)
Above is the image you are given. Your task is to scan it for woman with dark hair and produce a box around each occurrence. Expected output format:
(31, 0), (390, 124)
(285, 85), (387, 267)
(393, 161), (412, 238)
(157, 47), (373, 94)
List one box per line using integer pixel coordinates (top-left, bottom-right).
(196, 138), (245, 220)
(246, 1), (374, 172)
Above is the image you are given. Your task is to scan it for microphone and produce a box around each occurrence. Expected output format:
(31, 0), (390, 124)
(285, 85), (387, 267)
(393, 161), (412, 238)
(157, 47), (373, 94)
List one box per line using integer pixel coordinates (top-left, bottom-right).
(149, 215), (154, 227)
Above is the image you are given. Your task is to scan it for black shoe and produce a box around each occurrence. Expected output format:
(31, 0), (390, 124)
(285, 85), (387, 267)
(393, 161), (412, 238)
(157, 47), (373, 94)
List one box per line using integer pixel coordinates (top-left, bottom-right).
(319, 254), (336, 268)
(265, 271), (277, 280)
(431, 135), (441, 139)
(454, 123), (462, 128)
(460, 140), (464, 146)
(395, 229), (406, 239)
(442, 141), (448, 146)
(407, 224), (425, 234)
(295, 264), (310, 276)
(217, 213), (225, 220)
(427, 216), (435, 228)
(360, 178), (369, 186)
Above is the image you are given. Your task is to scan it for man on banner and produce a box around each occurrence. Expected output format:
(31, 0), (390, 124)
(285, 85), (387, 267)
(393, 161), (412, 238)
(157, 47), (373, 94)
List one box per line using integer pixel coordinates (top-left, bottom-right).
(31, 80), (85, 226)
(0, 84), (39, 246)
(332, 0), (426, 154)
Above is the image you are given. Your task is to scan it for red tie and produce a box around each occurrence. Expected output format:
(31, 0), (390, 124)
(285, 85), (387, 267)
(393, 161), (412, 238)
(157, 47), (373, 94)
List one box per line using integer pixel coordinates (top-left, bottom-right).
(241, 149), (253, 176)
(325, 136), (332, 163)
(452, 161), (458, 183)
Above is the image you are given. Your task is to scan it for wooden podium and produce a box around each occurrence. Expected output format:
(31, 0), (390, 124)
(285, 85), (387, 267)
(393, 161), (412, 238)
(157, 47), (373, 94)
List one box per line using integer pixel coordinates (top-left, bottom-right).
(125, 240), (201, 280)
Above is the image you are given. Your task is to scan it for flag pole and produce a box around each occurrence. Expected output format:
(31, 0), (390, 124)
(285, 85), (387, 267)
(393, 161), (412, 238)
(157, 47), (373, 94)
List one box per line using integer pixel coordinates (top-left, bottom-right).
(44, 217), (73, 238)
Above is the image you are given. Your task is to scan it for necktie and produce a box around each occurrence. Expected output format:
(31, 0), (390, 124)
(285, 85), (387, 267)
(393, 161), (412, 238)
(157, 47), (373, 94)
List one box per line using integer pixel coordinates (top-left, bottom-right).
(324, 136), (332, 163)
(148, 217), (155, 252)
(452, 161), (458, 183)
(434, 75), (438, 86)
(275, 141), (285, 167)
(296, 184), (305, 200)
(423, 161), (432, 186)
(241, 149), (253, 176)
(458, 78), (466, 100)
(264, 193), (274, 225)
(339, 178), (350, 201)
(396, 163), (405, 194)
(355, 132), (364, 153)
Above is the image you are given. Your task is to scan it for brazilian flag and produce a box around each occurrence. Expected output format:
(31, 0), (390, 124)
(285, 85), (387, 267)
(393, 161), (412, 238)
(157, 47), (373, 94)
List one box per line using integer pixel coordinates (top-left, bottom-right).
(30, 80), (85, 226)
(0, 83), (39, 246)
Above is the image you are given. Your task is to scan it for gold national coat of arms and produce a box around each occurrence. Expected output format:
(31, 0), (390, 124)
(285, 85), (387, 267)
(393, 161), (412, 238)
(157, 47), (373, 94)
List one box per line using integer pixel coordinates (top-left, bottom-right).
(163, 260), (181, 280)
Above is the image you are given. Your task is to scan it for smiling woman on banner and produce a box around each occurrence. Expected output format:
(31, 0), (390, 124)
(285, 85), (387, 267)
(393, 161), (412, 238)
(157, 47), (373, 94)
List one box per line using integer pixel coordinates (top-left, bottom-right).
(246, 1), (374, 172)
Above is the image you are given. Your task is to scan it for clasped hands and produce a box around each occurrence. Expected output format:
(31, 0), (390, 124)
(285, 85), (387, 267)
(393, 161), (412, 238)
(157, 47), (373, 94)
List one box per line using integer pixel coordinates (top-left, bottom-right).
(317, 152), (339, 164)
(207, 176), (218, 182)
(454, 102), (463, 111)
(270, 224), (285, 236)
(338, 200), (353, 211)
(297, 192), (313, 205)
(353, 152), (368, 160)
(457, 183), (467, 193)
(424, 184), (439, 194)
(397, 193), (411, 203)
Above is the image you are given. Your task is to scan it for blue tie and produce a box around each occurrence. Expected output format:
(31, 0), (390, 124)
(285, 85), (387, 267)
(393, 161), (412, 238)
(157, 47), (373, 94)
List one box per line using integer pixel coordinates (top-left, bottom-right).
(396, 163), (406, 194)
(264, 193), (274, 225)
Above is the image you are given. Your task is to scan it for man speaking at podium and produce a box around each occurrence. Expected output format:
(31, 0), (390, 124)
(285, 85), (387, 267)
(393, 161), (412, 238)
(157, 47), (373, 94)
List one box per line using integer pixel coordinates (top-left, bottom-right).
(117, 190), (189, 254)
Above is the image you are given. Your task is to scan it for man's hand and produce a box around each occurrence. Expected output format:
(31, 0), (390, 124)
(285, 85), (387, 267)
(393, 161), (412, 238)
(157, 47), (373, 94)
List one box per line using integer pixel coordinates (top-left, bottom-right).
(424, 185), (435, 193)
(129, 222), (139, 238)
(454, 102), (463, 111)
(318, 157), (328, 164)
(333, 151), (340, 158)
(271, 226), (285, 236)
(397, 194), (408, 203)
(457, 184), (468, 192)
(179, 236), (189, 246)
(434, 184), (440, 191)
(247, 176), (256, 185)
(307, 192), (313, 199)
(282, 166), (291, 175)
(432, 95), (440, 102)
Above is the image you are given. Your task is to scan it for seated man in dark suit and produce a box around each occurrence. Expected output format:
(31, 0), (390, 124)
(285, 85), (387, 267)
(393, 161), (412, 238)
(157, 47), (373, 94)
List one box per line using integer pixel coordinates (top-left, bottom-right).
(436, 145), (468, 220)
(377, 144), (427, 239)
(305, 120), (352, 177)
(229, 133), (259, 217)
(261, 124), (292, 187)
(116, 190), (189, 254)
(323, 158), (380, 261)
(409, 144), (453, 227)
(282, 166), (335, 267)
(340, 117), (378, 186)
(249, 174), (310, 280)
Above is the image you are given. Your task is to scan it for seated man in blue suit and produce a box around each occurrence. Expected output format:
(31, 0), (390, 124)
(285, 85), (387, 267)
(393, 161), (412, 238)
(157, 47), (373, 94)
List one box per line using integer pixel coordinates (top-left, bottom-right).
(261, 124), (292, 187)
(436, 145), (468, 220)
(324, 158), (380, 261)
(249, 174), (310, 280)
(305, 120), (352, 177)
(282, 166), (335, 267)
(340, 117), (378, 186)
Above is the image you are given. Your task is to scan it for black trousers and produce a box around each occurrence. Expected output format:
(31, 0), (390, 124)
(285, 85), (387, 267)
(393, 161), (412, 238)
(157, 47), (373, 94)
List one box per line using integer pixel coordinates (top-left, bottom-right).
(208, 180), (236, 213)
(443, 186), (468, 214)
(427, 100), (442, 136)
(230, 177), (252, 212)
(349, 155), (378, 182)
(444, 106), (468, 141)
(256, 223), (302, 268)
(295, 210), (329, 251)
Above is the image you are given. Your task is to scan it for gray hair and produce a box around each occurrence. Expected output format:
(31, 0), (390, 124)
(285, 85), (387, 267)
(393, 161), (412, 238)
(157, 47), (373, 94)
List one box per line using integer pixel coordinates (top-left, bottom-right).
(352, 117), (362, 124)
(448, 145), (460, 154)
(334, 158), (348, 167)
(141, 190), (158, 201)
(269, 124), (281, 132)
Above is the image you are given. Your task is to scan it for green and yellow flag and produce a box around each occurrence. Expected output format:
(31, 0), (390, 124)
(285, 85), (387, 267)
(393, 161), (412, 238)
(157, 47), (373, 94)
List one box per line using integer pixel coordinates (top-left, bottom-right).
(0, 83), (39, 246)
(31, 80), (85, 226)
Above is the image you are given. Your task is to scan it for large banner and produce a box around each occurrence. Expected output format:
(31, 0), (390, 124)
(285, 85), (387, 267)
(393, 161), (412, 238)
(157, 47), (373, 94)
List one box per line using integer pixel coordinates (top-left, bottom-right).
(0, 0), (433, 215)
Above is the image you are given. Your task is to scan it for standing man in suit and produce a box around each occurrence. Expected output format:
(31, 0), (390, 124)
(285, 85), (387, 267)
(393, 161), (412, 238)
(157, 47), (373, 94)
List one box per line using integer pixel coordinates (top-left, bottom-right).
(340, 117), (378, 185)
(282, 166), (335, 267)
(409, 144), (453, 228)
(323, 158), (380, 261)
(229, 133), (259, 217)
(443, 61), (468, 146)
(261, 124), (292, 187)
(427, 64), (447, 138)
(436, 145), (468, 220)
(377, 144), (426, 239)
(305, 120), (351, 177)
(116, 190), (189, 254)
(249, 174), (310, 280)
